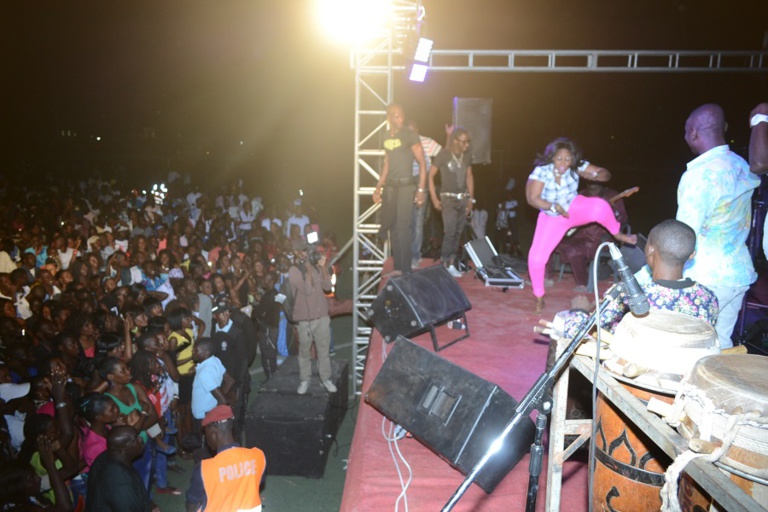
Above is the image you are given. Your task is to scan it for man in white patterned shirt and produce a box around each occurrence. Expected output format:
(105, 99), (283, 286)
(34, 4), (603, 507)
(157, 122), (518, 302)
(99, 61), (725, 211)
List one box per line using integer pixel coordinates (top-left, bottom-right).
(676, 103), (760, 348)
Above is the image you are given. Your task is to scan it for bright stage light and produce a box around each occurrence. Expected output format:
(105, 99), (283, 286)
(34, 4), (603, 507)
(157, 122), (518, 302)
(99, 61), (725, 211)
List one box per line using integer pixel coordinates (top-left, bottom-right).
(408, 37), (433, 82)
(408, 63), (428, 82)
(412, 37), (433, 63)
(316, 0), (392, 46)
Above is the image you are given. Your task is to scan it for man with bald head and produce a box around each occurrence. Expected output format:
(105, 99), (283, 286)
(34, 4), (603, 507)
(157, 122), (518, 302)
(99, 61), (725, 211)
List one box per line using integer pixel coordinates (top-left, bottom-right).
(676, 103), (760, 348)
(86, 426), (151, 511)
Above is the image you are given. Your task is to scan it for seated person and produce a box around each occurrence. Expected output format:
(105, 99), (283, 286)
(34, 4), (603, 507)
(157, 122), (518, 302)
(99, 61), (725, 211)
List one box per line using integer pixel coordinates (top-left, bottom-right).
(555, 183), (630, 291)
(563, 219), (719, 338)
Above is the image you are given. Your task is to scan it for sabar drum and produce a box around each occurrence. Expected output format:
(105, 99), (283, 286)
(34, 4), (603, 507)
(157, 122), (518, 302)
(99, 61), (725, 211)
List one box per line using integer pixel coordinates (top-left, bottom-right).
(671, 354), (768, 510)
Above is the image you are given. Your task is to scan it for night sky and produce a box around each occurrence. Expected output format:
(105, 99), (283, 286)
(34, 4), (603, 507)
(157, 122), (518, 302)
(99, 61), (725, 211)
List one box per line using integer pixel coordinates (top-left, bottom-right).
(3, 0), (767, 237)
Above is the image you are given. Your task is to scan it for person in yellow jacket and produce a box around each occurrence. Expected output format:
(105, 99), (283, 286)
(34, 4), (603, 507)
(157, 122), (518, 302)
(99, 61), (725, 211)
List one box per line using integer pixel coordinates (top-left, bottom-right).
(185, 405), (266, 512)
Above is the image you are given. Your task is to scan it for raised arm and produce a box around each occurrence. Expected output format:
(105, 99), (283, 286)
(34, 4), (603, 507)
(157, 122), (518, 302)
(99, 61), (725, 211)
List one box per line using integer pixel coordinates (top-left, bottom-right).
(750, 103), (768, 175)
(577, 163), (611, 182)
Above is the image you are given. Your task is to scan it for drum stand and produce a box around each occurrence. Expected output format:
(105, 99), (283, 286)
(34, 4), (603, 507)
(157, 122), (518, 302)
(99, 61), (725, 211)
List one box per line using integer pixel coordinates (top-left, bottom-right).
(441, 293), (616, 511)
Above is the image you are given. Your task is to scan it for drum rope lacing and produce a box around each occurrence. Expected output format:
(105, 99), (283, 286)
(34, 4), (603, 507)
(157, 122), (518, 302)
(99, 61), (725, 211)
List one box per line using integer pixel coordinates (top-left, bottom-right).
(659, 383), (768, 512)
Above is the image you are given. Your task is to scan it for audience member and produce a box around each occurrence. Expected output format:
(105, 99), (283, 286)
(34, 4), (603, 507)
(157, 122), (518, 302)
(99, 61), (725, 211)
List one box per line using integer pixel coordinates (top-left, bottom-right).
(85, 426), (152, 512)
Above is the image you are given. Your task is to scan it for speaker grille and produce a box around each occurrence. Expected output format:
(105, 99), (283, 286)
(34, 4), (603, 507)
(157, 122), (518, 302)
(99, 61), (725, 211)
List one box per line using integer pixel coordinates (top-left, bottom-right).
(365, 337), (535, 493)
(367, 266), (472, 342)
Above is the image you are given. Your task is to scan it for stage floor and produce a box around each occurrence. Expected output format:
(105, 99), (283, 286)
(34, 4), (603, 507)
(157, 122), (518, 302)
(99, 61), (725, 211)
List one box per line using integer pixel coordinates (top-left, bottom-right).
(341, 261), (597, 512)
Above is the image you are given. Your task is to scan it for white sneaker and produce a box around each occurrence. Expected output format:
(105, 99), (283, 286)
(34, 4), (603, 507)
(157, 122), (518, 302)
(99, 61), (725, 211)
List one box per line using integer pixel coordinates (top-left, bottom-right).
(322, 380), (337, 393)
(447, 265), (463, 278)
(297, 381), (310, 395)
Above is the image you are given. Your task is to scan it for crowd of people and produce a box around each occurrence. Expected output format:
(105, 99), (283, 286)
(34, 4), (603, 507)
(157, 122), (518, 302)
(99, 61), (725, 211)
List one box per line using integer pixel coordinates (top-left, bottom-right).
(0, 175), (340, 510)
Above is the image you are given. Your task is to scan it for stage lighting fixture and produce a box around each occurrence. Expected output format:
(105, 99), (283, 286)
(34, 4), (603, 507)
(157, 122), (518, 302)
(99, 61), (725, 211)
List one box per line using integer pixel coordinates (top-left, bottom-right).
(409, 63), (429, 82)
(413, 37), (433, 62)
(408, 37), (433, 82)
(316, 0), (392, 47)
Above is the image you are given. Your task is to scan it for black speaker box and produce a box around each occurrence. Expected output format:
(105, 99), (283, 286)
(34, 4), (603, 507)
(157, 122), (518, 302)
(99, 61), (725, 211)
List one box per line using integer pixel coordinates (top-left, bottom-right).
(244, 357), (348, 478)
(453, 97), (493, 165)
(259, 356), (349, 425)
(365, 337), (536, 493)
(367, 265), (472, 343)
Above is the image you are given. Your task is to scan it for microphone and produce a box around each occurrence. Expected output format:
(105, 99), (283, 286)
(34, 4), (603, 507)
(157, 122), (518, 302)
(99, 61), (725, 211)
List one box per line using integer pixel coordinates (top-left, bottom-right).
(608, 243), (650, 316)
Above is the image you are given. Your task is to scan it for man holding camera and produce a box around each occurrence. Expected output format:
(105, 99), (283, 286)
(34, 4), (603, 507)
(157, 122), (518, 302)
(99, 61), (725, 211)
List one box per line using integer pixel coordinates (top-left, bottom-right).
(288, 240), (335, 395)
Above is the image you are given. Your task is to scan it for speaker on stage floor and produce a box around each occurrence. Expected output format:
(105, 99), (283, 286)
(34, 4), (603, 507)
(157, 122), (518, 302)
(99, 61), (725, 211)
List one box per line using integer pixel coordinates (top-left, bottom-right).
(366, 265), (472, 343)
(245, 357), (348, 478)
(365, 337), (536, 493)
(453, 97), (493, 165)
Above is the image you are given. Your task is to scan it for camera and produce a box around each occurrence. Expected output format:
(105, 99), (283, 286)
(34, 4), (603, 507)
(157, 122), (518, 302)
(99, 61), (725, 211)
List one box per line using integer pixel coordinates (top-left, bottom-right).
(299, 231), (323, 266)
(307, 249), (322, 266)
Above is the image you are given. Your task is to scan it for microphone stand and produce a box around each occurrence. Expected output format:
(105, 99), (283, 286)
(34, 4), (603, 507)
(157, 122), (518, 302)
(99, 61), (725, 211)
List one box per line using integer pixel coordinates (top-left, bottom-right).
(442, 292), (616, 512)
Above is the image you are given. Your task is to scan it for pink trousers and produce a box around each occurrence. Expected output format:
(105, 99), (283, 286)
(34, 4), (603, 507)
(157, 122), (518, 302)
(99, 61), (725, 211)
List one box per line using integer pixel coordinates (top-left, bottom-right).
(528, 195), (620, 297)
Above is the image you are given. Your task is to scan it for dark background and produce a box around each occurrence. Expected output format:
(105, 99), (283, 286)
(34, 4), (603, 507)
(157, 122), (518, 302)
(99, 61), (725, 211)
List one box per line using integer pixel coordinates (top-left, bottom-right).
(3, 0), (767, 240)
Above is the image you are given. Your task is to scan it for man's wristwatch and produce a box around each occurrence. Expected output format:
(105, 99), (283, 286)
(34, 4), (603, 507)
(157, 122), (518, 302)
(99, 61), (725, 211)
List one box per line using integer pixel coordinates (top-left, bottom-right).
(549, 202), (558, 214)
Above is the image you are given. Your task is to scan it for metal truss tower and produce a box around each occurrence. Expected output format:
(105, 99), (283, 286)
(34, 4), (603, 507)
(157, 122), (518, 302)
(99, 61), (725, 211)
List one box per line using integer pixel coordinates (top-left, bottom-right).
(350, 9), (767, 392)
(350, 1), (421, 394)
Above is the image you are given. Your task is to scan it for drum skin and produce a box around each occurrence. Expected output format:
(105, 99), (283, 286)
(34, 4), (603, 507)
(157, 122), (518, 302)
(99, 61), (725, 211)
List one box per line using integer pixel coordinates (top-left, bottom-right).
(593, 381), (674, 512)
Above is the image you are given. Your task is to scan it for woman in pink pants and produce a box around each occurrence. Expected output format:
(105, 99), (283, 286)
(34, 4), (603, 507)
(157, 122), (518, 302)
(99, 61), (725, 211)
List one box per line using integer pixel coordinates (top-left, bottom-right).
(525, 138), (636, 313)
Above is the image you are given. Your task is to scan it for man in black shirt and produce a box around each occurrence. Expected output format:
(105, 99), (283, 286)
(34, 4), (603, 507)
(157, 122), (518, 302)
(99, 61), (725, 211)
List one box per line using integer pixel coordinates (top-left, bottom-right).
(373, 103), (427, 275)
(211, 301), (249, 437)
(252, 271), (280, 379)
(429, 127), (475, 277)
(86, 426), (150, 512)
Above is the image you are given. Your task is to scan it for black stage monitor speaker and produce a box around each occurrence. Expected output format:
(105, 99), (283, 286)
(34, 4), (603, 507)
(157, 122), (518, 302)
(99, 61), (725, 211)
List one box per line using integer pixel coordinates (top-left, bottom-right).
(453, 97), (493, 165)
(365, 337), (536, 493)
(367, 265), (472, 343)
(245, 358), (348, 478)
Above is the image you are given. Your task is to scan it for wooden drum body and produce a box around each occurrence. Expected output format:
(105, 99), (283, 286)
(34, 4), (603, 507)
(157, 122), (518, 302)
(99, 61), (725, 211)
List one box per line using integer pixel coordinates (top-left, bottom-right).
(593, 310), (719, 511)
(593, 381), (674, 511)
